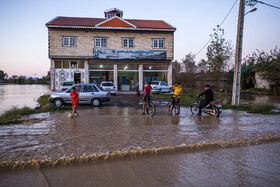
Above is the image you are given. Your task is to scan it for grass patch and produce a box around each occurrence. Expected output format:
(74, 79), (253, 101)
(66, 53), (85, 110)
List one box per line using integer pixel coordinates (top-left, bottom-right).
(244, 88), (275, 95)
(37, 94), (50, 106)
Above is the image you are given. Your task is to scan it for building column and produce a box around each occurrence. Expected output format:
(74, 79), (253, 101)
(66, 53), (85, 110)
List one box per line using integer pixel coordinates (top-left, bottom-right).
(168, 62), (172, 86)
(113, 64), (118, 91)
(84, 60), (89, 83)
(50, 59), (55, 91)
(139, 64), (143, 91)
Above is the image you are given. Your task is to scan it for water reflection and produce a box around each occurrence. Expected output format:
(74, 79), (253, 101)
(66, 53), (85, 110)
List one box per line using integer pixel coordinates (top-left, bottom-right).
(0, 84), (51, 114)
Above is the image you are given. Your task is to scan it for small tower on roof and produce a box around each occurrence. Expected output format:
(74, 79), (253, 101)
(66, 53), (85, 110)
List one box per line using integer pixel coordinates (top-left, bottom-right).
(104, 8), (123, 19)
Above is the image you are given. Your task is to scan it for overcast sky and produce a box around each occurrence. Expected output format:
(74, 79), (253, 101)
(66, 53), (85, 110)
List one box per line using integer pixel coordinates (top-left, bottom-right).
(0, 0), (279, 77)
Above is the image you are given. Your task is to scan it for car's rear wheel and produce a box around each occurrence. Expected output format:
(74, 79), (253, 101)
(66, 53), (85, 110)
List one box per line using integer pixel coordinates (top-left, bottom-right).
(54, 98), (63, 107)
(158, 88), (162, 94)
(91, 98), (101, 107)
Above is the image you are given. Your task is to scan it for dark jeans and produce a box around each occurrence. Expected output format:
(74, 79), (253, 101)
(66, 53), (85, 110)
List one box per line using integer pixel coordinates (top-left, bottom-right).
(199, 99), (210, 109)
(171, 97), (180, 105)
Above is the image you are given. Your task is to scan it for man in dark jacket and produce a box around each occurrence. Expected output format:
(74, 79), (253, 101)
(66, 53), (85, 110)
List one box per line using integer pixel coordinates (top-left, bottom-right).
(196, 85), (214, 116)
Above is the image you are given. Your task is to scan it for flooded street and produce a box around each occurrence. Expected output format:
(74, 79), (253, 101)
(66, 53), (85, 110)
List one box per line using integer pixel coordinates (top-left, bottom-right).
(0, 93), (280, 186)
(1, 105), (280, 162)
(0, 84), (51, 115)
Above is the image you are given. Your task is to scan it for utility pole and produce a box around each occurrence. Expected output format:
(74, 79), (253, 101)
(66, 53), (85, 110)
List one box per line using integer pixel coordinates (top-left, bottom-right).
(232, 0), (245, 106)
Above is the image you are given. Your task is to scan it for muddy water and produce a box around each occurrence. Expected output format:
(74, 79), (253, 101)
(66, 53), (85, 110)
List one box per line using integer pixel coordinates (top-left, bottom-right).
(0, 84), (51, 115)
(1, 142), (279, 186)
(1, 106), (280, 162)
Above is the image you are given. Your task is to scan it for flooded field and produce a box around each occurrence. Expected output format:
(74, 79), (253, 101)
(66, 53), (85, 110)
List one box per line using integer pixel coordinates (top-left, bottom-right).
(0, 84), (51, 115)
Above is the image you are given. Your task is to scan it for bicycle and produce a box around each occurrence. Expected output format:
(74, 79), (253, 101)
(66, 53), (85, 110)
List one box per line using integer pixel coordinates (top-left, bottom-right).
(144, 96), (155, 116)
(168, 96), (180, 115)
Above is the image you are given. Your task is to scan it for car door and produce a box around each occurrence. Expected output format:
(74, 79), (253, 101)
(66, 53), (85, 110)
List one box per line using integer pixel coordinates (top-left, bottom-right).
(63, 85), (82, 104)
(160, 82), (166, 92)
(80, 85), (95, 104)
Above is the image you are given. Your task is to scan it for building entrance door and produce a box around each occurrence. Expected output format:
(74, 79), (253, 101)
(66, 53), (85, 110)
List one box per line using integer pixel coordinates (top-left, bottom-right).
(74, 73), (81, 84)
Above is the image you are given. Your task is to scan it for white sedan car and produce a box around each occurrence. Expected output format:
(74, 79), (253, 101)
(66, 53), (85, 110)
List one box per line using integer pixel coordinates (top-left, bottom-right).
(100, 81), (116, 95)
(151, 81), (172, 93)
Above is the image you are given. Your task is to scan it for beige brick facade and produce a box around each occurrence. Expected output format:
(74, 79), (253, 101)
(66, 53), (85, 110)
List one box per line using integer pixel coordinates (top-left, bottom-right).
(49, 29), (174, 59)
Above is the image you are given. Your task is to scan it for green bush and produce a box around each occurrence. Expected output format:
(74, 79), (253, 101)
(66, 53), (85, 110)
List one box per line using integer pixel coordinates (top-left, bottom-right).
(37, 94), (50, 106)
(250, 103), (276, 113)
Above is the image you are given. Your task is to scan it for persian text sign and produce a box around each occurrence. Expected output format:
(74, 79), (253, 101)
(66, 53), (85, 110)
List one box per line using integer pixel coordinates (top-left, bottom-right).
(93, 49), (166, 60)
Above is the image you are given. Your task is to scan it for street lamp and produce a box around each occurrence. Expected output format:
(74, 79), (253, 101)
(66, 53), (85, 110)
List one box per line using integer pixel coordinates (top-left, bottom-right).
(245, 8), (257, 15)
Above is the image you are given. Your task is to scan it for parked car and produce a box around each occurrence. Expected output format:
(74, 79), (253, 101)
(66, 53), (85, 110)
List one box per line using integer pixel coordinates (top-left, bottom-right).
(61, 81), (75, 91)
(100, 81), (116, 95)
(49, 84), (111, 107)
(151, 81), (172, 93)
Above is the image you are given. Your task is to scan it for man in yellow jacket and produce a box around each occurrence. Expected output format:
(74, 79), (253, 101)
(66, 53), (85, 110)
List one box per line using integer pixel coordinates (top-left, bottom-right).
(170, 83), (183, 113)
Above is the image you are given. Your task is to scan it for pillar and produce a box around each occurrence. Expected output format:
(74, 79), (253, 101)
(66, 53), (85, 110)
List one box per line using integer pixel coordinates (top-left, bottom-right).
(50, 59), (55, 91)
(84, 60), (89, 83)
(168, 62), (172, 86)
(113, 64), (118, 91)
(139, 64), (143, 91)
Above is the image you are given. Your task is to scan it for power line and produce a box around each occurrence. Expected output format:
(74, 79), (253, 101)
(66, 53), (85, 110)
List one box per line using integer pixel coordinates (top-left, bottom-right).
(195, 0), (238, 57)
(255, 0), (280, 10)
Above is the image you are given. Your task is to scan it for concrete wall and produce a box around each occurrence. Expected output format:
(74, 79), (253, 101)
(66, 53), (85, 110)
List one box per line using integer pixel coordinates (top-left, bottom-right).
(48, 29), (174, 59)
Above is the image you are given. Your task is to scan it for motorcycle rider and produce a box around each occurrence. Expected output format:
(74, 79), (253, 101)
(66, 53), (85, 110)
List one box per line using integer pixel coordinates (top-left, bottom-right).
(196, 85), (214, 116)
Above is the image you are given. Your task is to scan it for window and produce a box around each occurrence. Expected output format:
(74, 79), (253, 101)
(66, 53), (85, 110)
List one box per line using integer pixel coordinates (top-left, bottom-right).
(107, 13), (115, 18)
(55, 61), (62, 68)
(63, 37), (76, 46)
(123, 38), (134, 48)
(82, 85), (94, 92)
(78, 61), (84, 69)
(153, 39), (164, 48)
(71, 61), (77, 69)
(95, 38), (107, 47)
(63, 61), (69, 68)
(66, 85), (81, 93)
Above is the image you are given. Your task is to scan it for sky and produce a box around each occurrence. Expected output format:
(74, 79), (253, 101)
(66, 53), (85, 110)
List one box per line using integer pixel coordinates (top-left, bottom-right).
(0, 0), (279, 77)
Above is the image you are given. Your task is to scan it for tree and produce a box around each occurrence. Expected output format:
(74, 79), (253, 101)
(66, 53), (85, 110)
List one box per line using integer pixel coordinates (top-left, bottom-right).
(205, 26), (233, 89)
(182, 53), (197, 88)
(255, 46), (280, 93)
(0, 70), (8, 80)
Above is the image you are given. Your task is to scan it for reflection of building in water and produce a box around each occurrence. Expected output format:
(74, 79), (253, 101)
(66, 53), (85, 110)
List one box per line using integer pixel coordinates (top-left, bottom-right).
(46, 8), (176, 91)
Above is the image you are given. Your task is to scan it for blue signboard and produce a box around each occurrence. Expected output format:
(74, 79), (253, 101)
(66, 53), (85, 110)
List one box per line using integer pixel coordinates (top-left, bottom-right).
(93, 49), (166, 60)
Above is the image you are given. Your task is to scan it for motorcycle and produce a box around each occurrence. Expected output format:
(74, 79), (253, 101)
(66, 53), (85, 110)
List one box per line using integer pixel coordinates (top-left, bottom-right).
(190, 97), (222, 117)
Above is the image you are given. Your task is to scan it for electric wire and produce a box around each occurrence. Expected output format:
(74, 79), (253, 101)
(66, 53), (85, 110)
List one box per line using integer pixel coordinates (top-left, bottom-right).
(195, 0), (238, 57)
(255, 0), (280, 10)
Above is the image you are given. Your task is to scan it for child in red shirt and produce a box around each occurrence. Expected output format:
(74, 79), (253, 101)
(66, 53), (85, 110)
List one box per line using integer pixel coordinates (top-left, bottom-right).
(142, 82), (152, 114)
(70, 88), (79, 117)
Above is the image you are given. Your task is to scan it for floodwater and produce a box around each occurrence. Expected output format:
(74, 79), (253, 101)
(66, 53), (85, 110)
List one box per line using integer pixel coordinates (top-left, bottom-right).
(1, 142), (279, 186)
(1, 106), (280, 162)
(0, 84), (51, 115)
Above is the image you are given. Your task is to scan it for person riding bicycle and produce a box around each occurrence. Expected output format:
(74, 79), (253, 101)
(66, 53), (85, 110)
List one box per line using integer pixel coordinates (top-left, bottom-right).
(170, 83), (183, 113)
(143, 82), (153, 114)
(196, 85), (214, 116)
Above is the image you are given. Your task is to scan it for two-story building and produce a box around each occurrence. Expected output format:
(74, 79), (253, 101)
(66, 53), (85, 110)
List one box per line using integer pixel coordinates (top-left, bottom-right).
(46, 8), (176, 91)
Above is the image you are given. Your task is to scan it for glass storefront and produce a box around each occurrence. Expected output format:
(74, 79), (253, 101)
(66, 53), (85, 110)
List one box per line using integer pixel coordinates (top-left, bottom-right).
(89, 64), (113, 84)
(118, 64), (138, 91)
(143, 65), (168, 89)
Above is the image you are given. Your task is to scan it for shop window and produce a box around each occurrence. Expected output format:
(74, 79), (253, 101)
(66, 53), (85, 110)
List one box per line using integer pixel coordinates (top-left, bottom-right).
(63, 37), (76, 47)
(143, 65), (169, 70)
(95, 38), (107, 47)
(153, 39), (164, 48)
(78, 61), (84, 69)
(63, 61), (69, 69)
(123, 38), (134, 48)
(89, 64), (113, 70)
(118, 65), (138, 71)
(71, 61), (77, 69)
(55, 60), (62, 68)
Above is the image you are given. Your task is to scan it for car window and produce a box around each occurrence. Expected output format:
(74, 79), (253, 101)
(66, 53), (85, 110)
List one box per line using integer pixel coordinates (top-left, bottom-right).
(151, 82), (159, 85)
(102, 83), (114, 86)
(82, 85), (94, 92)
(92, 85), (99, 92)
(65, 85), (81, 93)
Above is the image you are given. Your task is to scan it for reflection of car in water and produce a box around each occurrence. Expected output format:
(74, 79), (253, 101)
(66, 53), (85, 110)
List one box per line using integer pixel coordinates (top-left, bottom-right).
(49, 84), (111, 107)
